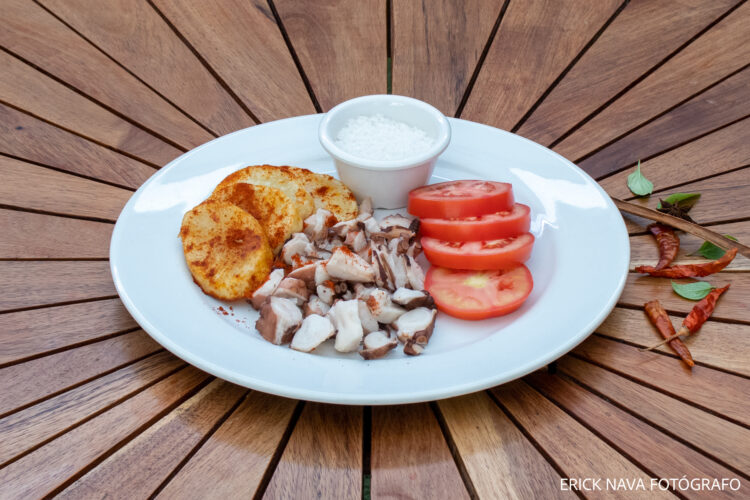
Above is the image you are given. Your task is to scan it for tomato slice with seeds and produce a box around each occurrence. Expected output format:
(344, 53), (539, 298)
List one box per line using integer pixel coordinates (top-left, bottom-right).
(425, 265), (533, 320)
(419, 203), (530, 241)
(408, 180), (514, 218)
(421, 233), (534, 269)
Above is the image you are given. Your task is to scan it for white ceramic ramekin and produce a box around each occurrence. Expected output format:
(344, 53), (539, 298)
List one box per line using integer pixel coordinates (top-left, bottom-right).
(319, 95), (451, 209)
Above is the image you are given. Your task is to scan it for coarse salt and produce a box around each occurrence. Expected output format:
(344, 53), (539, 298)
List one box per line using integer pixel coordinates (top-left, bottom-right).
(335, 114), (434, 161)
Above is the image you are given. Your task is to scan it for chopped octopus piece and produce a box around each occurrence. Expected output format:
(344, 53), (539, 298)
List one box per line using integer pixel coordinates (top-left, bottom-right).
(404, 254), (426, 290)
(345, 230), (368, 253)
(281, 233), (313, 265)
(287, 262), (317, 290)
(304, 295), (331, 317)
(303, 208), (336, 242)
(255, 297), (302, 345)
(316, 281), (336, 305)
(403, 341), (425, 356)
(249, 268), (284, 309)
(394, 307), (437, 345)
(328, 299), (364, 352)
(380, 214), (413, 230)
(272, 277), (310, 305)
(371, 226), (415, 241)
(391, 287), (434, 309)
(290, 314), (335, 352)
(326, 247), (375, 282)
(358, 197), (373, 217)
(386, 239), (409, 289)
(314, 262), (331, 286)
(366, 289), (407, 323)
(358, 300), (380, 333)
(354, 283), (375, 300)
(359, 331), (398, 360)
(361, 216), (381, 236)
(330, 219), (359, 239)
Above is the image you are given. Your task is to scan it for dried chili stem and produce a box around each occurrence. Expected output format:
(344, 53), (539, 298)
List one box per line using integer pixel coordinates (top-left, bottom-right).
(643, 300), (694, 367)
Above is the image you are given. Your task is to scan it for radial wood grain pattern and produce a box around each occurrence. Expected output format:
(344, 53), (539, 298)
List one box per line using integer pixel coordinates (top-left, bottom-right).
(1, 1), (749, 497)
(274, 0), (387, 111)
(391, 0), (505, 115)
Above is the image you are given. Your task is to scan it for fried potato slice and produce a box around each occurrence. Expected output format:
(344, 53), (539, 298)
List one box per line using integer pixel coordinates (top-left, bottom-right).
(217, 165), (316, 220)
(275, 166), (358, 222)
(180, 200), (272, 300)
(210, 182), (302, 254)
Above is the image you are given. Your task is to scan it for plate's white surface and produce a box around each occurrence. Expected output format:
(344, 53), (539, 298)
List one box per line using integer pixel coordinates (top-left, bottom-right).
(110, 115), (629, 405)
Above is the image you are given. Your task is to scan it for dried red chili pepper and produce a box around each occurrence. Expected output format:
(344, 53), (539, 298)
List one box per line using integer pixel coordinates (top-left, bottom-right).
(647, 223), (679, 270)
(635, 247), (737, 278)
(643, 300), (694, 367)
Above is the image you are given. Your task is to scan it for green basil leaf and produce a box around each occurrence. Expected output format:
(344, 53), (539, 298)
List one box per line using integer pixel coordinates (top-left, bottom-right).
(657, 192), (701, 210)
(692, 235), (738, 260)
(671, 281), (714, 300)
(627, 160), (653, 196)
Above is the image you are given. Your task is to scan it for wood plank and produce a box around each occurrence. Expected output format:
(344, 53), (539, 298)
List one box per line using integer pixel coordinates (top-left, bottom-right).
(264, 403), (362, 499)
(39, 0), (254, 136)
(0, 261), (115, 312)
(0, 0), (213, 149)
(517, 0), (740, 146)
(599, 117), (750, 199)
(0, 209), (112, 259)
(391, 0), (504, 116)
(573, 335), (750, 426)
(438, 393), (569, 499)
(557, 356), (750, 473)
(598, 308), (750, 377)
(274, 0), (386, 112)
(525, 370), (750, 497)
(629, 220), (750, 271)
(0, 351), (182, 466)
(0, 298), (136, 366)
(492, 381), (673, 499)
(0, 104), (156, 189)
(0, 330), (161, 416)
(371, 404), (470, 500)
(151, 0), (315, 122)
(0, 50), (181, 166)
(0, 156), (132, 221)
(461, 0), (621, 130)
(57, 380), (246, 499)
(574, 66), (750, 178)
(0, 366), (208, 500)
(556, 2), (750, 162)
(619, 273), (750, 323)
(157, 391), (297, 499)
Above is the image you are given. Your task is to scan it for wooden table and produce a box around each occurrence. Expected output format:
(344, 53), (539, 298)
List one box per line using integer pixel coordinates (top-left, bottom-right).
(1, 1), (748, 498)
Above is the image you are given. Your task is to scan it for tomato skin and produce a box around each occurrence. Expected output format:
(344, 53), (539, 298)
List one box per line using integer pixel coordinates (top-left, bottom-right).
(425, 265), (533, 320)
(421, 233), (534, 270)
(408, 180), (514, 218)
(420, 203), (530, 241)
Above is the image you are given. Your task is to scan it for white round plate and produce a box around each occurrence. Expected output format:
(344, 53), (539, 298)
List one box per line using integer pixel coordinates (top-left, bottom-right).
(111, 115), (629, 405)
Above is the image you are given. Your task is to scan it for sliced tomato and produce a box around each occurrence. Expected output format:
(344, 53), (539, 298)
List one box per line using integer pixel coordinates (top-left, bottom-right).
(408, 180), (513, 218)
(421, 233), (534, 269)
(425, 265), (533, 320)
(419, 203), (530, 241)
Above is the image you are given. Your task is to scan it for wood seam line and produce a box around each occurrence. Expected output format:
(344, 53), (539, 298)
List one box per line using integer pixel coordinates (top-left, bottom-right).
(0, 46), (187, 152)
(0, 295), (121, 316)
(548, 0), (750, 149)
(266, 0), (322, 113)
(613, 303), (750, 328)
(510, 0), (630, 133)
(622, 163), (750, 202)
(386, 0), (392, 94)
(591, 332), (750, 381)
(484, 391), (586, 500)
(518, 379), (681, 497)
(45, 376), (216, 498)
(453, 0), (511, 119)
(428, 401), (480, 500)
(149, 389), (253, 497)
(31, 0), (220, 138)
(0, 99), (161, 169)
(0, 152), (138, 192)
(143, 0), (261, 125)
(0, 360), (188, 470)
(568, 351), (750, 431)
(0, 348), (166, 421)
(0, 326), (143, 371)
(578, 62), (750, 166)
(0, 204), (117, 225)
(251, 399), (306, 500)
(554, 368), (750, 481)
(361, 406), (371, 500)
